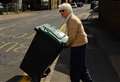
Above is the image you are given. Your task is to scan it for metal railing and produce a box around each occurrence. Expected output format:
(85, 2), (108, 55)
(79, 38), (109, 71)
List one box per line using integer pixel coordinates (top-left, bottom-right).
(0, 2), (20, 15)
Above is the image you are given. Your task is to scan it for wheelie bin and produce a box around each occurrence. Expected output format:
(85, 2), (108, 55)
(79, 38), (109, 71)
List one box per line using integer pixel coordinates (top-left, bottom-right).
(20, 24), (68, 82)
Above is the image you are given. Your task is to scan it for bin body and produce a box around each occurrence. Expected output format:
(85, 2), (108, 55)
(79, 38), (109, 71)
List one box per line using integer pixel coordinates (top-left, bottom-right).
(20, 27), (64, 79)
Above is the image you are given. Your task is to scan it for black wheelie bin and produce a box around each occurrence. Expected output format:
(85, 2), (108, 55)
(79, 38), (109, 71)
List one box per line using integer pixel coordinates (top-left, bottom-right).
(20, 24), (68, 82)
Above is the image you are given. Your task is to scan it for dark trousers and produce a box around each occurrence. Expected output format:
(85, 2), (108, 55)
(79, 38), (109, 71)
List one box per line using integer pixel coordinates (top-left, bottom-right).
(70, 44), (92, 82)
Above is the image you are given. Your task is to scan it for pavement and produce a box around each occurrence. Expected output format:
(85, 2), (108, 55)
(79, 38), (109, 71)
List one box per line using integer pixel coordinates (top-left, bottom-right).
(87, 13), (120, 77)
(82, 12), (120, 82)
(0, 4), (120, 82)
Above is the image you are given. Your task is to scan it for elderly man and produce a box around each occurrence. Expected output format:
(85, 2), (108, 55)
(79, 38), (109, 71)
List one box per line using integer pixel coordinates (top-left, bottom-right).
(58, 3), (92, 82)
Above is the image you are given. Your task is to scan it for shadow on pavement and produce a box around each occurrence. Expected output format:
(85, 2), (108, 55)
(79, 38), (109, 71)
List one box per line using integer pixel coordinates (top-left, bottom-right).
(55, 48), (70, 75)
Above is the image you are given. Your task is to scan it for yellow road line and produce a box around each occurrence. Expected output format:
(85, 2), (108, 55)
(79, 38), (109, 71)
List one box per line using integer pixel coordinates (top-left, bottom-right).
(0, 42), (12, 49)
(13, 44), (25, 53)
(6, 43), (18, 52)
(15, 33), (28, 39)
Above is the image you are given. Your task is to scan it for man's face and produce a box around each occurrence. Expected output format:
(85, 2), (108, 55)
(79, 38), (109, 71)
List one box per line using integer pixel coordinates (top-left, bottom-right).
(59, 10), (69, 18)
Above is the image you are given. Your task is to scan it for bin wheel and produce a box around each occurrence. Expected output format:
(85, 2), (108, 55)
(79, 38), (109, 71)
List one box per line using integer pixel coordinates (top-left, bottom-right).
(41, 68), (51, 78)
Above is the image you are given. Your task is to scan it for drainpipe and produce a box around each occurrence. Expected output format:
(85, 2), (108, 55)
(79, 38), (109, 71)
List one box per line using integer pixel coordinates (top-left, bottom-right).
(15, 0), (22, 12)
(48, 0), (51, 10)
(18, 0), (22, 10)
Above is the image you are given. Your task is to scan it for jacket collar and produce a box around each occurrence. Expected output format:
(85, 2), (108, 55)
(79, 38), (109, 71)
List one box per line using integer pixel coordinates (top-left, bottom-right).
(65, 13), (73, 23)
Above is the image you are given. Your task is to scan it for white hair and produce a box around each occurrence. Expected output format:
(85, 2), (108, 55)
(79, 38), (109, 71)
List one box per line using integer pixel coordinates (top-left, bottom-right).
(58, 3), (73, 14)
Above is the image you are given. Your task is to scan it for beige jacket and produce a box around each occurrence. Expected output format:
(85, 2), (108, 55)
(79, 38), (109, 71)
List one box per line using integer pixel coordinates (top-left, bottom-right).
(60, 14), (88, 47)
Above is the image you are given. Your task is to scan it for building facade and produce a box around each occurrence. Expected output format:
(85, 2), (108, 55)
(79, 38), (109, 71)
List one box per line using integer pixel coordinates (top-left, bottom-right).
(25, 0), (69, 10)
(0, 0), (61, 11)
(0, 0), (89, 11)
